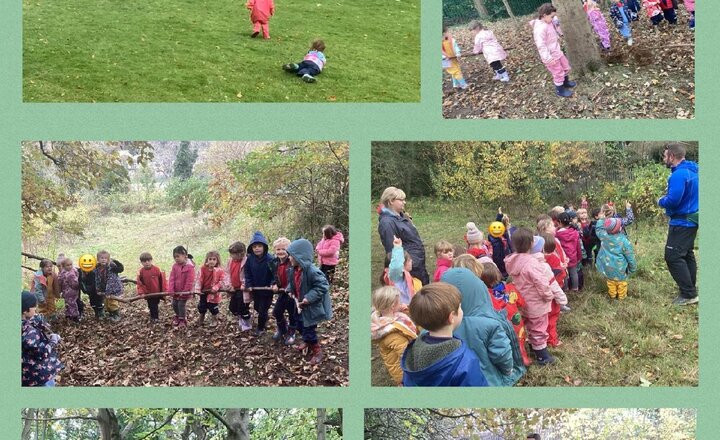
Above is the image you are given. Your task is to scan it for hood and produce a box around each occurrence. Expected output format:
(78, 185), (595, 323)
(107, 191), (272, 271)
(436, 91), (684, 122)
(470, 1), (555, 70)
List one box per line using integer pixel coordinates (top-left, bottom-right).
(287, 238), (314, 270)
(673, 160), (698, 174)
(370, 311), (416, 341)
(401, 337), (472, 385)
(379, 207), (400, 218)
(441, 268), (494, 318)
(332, 231), (345, 243)
(555, 228), (576, 241)
(249, 231), (269, 254)
(504, 253), (534, 278)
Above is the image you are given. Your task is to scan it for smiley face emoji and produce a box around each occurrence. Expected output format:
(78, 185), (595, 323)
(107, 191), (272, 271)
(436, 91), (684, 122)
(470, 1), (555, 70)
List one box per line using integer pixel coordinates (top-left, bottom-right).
(78, 254), (97, 273)
(488, 221), (506, 238)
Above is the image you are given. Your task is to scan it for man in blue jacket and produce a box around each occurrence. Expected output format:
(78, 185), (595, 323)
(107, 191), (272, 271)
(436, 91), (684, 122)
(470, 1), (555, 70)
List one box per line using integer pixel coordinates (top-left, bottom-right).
(658, 143), (699, 305)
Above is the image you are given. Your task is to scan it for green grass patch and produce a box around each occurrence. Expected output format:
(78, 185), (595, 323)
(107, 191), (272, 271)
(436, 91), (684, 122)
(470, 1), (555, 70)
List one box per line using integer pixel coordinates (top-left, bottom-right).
(23, 0), (420, 102)
(371, 200), (698, 386)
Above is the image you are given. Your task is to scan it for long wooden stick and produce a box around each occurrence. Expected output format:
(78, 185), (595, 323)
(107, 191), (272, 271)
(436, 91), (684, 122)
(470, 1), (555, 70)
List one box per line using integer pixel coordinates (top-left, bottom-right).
(115, 287), (287, 303)
(22, 252), (55, 265)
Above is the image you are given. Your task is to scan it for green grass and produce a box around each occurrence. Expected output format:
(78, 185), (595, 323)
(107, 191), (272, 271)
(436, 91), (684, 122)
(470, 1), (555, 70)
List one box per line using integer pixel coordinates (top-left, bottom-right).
(371, 199), (699, 387)
(23, 0), (419, 102)
(23, 207), (295, 281)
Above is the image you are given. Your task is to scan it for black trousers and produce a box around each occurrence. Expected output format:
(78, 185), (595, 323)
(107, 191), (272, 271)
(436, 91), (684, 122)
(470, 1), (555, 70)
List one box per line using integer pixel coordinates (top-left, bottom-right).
(665, 226), (698, 299)
(146, 297), (161, 319)
(229, 291), (250, 320)
(197, 294), (219, 316)
(273, 292), (298, 335)
(297, 60), (321, 77)
(320, 264), (336, 285)
(489, 60), (506, 74)
(87, 291), (104, 314)
(253, 291), (273, 330)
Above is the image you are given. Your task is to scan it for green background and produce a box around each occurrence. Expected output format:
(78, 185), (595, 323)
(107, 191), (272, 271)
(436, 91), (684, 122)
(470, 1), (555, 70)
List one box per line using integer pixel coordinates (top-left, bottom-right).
(1, 1), (715, 439)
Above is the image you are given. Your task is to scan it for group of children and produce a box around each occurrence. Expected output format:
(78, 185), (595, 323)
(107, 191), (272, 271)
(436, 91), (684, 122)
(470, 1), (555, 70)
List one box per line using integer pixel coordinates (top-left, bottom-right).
(23, 226), (345, 386)
(244, 0), (328, 83)
(372, 202), (637, 386)
(443, 0), (695, 97)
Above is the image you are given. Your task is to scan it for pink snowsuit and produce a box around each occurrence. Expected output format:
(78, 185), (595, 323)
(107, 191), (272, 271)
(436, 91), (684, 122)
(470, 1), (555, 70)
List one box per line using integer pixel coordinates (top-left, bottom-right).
(530, 18), (571, 86)
(246, 0), (274, 39)
(505, 252), (555, 350)
(473, 30), (507, 64)
(586, 5), (611, 49)
(58, 269), (80, 319)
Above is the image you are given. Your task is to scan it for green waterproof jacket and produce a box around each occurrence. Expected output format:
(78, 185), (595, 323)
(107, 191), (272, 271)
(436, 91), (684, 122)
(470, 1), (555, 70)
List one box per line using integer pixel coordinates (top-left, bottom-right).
(443, 268), (526, 386)
(287, 238), (333, 327)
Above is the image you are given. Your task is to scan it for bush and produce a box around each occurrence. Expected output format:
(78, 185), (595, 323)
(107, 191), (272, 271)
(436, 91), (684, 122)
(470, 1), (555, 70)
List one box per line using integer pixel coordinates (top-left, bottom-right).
(165, 177), (209, 214)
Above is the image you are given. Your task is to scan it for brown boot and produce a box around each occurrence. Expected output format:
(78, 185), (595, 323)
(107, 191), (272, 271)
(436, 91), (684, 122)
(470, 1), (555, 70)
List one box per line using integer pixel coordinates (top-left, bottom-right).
(309, 343), (323, 365)
(294, 341), (309, 352)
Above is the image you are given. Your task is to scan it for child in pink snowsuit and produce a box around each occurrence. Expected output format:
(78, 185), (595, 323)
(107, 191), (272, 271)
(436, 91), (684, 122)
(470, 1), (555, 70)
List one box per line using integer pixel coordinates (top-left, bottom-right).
(530, 3), (577, 98)
(468, 20), (509, 82)
(246, 0), (274, 39)
(584, 0), (611, 51)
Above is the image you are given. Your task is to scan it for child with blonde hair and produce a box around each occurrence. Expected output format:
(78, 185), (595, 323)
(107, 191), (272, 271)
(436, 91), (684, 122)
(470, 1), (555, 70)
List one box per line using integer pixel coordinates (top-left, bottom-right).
(195, 250), (227, 327)
(95, 250), (124, 322)
(33, 259), (59, 318)
(452, 253), (484, 278)
(468, 20), (509, 82)
(57, 258), (81, 321)
(596, 214), (637, 301)
(433, 240), (455, 282)
(271, 237), (297, 345)
(504, 228), (557, 365)
(371, 286), (418, 385)
(442, 25), (468, 91)
(382, 237), (422, 308)
(530, 3), (577, 97)
(584, 0), (611, 51)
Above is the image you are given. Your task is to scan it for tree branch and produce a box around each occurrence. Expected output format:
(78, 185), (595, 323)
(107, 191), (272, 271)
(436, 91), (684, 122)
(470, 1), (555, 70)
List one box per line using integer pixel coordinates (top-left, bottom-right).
(204, 409), (232, 432)
(39, 141), (62, 166)
(136, 409), (180, 440)
(22, 252), (56, 265)
(427, 409), (476, 419)
(22, 415), (99, 422)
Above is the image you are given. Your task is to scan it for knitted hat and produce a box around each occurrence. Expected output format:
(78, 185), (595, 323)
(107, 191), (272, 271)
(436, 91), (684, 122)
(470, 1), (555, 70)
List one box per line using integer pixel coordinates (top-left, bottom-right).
(22, 290), (37, 312)
(465, 222), (483, 244)
(530, 235), (545, 254)
(604, 218), (622, 235)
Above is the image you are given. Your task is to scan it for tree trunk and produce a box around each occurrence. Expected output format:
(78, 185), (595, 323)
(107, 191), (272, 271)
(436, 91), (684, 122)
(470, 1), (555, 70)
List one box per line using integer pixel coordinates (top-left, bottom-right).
(554, 0), (604, 76)
(224, 409), (250, 440)
(501, 0), (514, 18)
(317, 409), (327, 440)
(97, 409), (122, 440)
(22, 409), (36, 440)
(472, 0), (488, 17)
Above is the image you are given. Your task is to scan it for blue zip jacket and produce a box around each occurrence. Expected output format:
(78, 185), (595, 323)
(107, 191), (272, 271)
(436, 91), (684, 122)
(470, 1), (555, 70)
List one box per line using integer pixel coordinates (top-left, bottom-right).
(444, 268), (526, 386)
(658, 160), (699, 227)
(401, 333), (488, 387)
(244, 231), (274, 288)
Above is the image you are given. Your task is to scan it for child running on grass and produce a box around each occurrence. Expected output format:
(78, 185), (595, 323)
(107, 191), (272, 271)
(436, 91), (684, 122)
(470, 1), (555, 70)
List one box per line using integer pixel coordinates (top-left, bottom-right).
(57, 258), (81, 322)
(468, 20), (510, 82)
(596, 215), (637, 301)
(282, 40), (327, 83)
(401, 282), (488, 386)
(195, 251), (227, 327)
(246, 0), (274, 39)
(168, 246), (195, 328)
(22, 290), (63, 387)
(371, 286), (418, 386)
(530, 3), (577, 97)
(136, 252), (166, 323)
(287, 238), (333, 365)
(442, 25), (468, 91)
(504, 228), (557, 365)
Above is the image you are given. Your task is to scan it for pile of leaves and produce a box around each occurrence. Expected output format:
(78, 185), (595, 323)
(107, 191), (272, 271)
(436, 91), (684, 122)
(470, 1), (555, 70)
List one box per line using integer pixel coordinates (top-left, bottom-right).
(52, 266), (349, 387)
(443, 13), (695, 119)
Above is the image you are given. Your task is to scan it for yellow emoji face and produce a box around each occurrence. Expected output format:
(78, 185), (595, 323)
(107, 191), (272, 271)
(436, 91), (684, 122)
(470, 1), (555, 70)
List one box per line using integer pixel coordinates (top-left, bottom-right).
(78, 254), (97, 273)
(488, 221), (506, 238)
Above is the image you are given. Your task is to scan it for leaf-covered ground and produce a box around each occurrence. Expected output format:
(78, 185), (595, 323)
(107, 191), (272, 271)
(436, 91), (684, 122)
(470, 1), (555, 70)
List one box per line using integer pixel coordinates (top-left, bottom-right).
(443, 13), (695, 119)
(51, 280), (349, 387)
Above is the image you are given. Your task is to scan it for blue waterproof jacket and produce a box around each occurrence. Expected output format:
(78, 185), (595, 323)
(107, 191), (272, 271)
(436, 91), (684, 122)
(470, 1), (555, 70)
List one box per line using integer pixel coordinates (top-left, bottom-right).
(287, 239), (332, 327)
(401, 333), (488, 387)
(444, 268), (526, 386)
(244, 231), (274, 288)
(658, 160), (699, 228)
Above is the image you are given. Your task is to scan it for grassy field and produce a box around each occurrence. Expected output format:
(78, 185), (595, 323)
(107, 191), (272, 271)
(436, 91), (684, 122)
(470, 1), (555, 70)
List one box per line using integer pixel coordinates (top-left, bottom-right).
(371, 199), (699, 387)
(23, 0), (419, 102)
